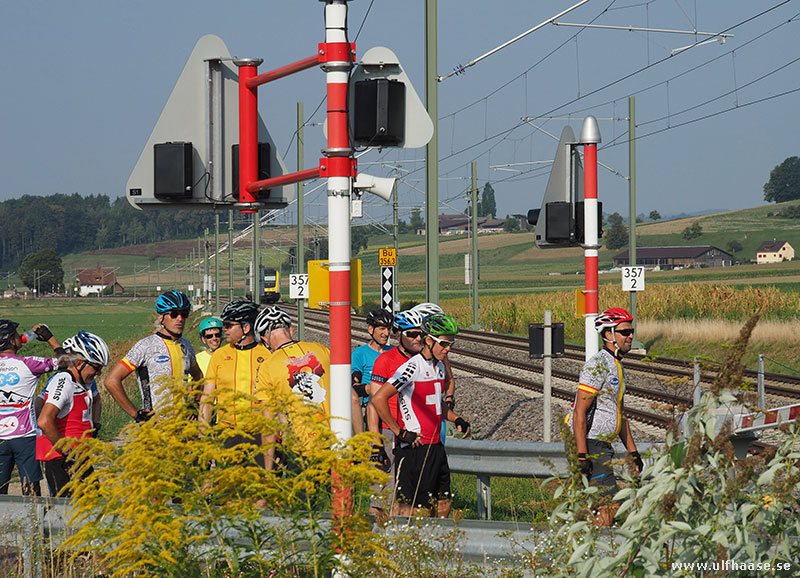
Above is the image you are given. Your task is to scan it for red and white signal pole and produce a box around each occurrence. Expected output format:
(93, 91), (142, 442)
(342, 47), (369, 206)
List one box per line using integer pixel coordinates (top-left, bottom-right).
(321, 0), (356, 443)
(580, 116), (601, 360)
(234, 2), (355, 443)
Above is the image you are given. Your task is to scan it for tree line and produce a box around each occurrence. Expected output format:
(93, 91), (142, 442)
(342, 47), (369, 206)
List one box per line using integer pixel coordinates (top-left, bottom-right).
(0, 194), (217, 270)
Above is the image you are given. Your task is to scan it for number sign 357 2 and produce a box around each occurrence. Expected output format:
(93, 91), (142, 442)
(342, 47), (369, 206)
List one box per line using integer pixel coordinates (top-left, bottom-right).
(621, 266), (645, 292)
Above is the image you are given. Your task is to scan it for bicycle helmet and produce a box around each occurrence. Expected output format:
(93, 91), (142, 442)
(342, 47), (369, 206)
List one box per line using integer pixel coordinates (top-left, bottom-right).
(595, 308), (634, 333)
(198, 317), (223, 336)
(421, 314), (459, 336)
(393, 310), (424, 333)
(0, 320), (19, 351)
(411, 302), (445, 317)
(155, 290), (191, 314)
(253, 306), (292, 341)
(366, 308), (393, 328)
(220, 299), (260, 325)
(62, 331), (110, 367)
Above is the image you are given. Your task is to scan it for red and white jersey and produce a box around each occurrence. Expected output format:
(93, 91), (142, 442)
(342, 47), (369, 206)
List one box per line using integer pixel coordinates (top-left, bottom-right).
(36, 371), (93, 461)
(388, 353), (446, 447)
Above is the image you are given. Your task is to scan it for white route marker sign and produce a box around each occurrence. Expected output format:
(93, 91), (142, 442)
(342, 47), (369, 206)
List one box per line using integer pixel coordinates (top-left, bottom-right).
(289, 274), (309, 299)
(622, 266), (645, 292)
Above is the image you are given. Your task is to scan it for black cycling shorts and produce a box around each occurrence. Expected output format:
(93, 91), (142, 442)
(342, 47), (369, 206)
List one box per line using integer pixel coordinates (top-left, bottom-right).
(394, 443), (450, 509)
(587, 438), (618, 498)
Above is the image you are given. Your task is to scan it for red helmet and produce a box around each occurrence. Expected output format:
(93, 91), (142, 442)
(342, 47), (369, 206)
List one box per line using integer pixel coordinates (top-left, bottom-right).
(595, 308), (633, 333)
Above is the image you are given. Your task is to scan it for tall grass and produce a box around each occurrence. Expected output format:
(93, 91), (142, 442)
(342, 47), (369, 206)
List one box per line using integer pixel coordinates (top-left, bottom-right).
(444, 283), (799, 338)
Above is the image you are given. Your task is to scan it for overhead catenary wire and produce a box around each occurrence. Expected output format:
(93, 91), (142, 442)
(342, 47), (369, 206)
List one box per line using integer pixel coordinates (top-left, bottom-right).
(425, 1), (794, 191)
(437, 0), (592, 82)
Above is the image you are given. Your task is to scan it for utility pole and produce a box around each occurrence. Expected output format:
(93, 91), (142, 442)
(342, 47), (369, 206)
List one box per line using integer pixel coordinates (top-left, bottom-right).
(215, 214), (220, 314)
(392, 179), (399, 310)
(204, 227), (210, 304)
(628, 96), (644, 351)
(296, 101), (305, 340)
(252, 211), (261, 302)
(470, 162), (481, 329)
(425, 0), (439, 303)
(228, 209), (235, 301)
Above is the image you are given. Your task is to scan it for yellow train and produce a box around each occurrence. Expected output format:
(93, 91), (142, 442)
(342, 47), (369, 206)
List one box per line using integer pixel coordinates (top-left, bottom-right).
(261, 267), (280, 304)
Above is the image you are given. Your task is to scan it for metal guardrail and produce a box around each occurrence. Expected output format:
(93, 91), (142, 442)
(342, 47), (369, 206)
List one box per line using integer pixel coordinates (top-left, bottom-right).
(446, 439), (664, 519)
(0, 496), (535, 576)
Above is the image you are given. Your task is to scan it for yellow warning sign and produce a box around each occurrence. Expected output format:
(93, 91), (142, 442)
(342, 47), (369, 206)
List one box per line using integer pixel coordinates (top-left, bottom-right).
(307, 259), (362, 309)
(379, 248), (396, 267)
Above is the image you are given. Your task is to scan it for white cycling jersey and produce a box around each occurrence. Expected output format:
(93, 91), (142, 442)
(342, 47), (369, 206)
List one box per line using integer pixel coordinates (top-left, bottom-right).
(0, 353), (57, 439)
(567, 348), (626, 441)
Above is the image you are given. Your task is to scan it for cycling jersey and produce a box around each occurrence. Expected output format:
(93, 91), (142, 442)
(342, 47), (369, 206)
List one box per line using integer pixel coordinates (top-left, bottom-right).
(0, 353), (57, 439)
(119, 334), (196, 411)
(205, 342), (270, 426)
(567, 347), (626, 441)
(352, 343), (392, 404)
(370, 347), (411, 424)
(388, 353), (447, 447)
(196, 349), (212, 375)
(36, 371), (93, 461)
(256, 341), (331, 453)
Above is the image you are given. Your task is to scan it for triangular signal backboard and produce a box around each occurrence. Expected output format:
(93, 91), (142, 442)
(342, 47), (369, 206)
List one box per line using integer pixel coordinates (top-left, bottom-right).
(533, 126), (583, 247)
(126, 34), (293, 210)
(347, 46), (433, 149)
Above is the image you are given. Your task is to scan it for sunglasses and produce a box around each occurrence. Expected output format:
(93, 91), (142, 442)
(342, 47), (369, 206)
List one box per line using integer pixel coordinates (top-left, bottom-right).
(429, 335), (456, 348)
(615, 328), (635, 337)
(87, 362), (104, 372)
(403, 330), (424, 340)
(203, 331), (222, 339)
(168, 309), (190, 319)
(222, 321), (240, 329)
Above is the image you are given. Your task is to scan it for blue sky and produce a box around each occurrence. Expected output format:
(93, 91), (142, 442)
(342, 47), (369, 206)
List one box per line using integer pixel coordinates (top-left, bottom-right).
(1, 1), (798, 227)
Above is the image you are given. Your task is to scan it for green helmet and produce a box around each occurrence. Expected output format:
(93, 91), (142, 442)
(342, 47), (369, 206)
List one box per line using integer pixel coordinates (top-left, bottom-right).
(421, 314), (459, 337)
(199, 317), (223, 336)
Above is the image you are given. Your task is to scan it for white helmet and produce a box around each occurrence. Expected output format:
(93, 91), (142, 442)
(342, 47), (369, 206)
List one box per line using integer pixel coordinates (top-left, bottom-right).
(411, 302), (445, 317)
(254, 306), (291, 341)
(62, 331), (110, 367)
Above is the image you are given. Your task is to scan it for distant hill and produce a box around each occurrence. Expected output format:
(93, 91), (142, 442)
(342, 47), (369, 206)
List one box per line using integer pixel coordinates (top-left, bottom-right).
(0, 193), (217, 270)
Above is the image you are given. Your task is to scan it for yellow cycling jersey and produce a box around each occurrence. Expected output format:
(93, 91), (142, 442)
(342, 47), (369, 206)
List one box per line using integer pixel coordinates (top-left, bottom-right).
(205, 342), (271, 426)
(256, 341), (331, 453)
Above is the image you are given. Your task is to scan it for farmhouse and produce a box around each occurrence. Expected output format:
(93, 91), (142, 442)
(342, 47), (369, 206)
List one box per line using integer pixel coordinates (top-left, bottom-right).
(613, 246), (734, 269)
(755, 240), (794, 264)
(416, 214), (525, 235)
(76, 267), (124, 296)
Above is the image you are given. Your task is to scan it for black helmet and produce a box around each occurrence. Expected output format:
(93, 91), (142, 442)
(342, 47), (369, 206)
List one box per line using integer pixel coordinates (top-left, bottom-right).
(366, 309), (393, 328)
(0, 320), (19, 351)
(220, 299), (259, 325)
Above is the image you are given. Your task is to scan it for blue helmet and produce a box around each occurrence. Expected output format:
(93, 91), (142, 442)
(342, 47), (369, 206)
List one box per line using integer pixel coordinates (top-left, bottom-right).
(393, 310), (423, 332)
(156, 290), (191, 314)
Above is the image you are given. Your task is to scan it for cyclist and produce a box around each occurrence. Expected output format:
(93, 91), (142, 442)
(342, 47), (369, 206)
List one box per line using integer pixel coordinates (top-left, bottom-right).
(351, 308), (393, 435)
(254, 305), (331, 470)
(411, 303), (457, 441)
(104, 291), (202, 422)
(0, 320), (62, 496)
(567, 307), (642, 527)
(196, 317), (223, 375)
(36, 331), (109, 497)
(369, 313), (470, 517)
(366, 310), (425, 471)
(200, 299), (269, 437)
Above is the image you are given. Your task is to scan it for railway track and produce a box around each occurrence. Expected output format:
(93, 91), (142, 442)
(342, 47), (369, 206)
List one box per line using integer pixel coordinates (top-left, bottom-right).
(282, 305), (780, 455)
(295, 311), (674, 431)
(289, 306), (800, 402)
